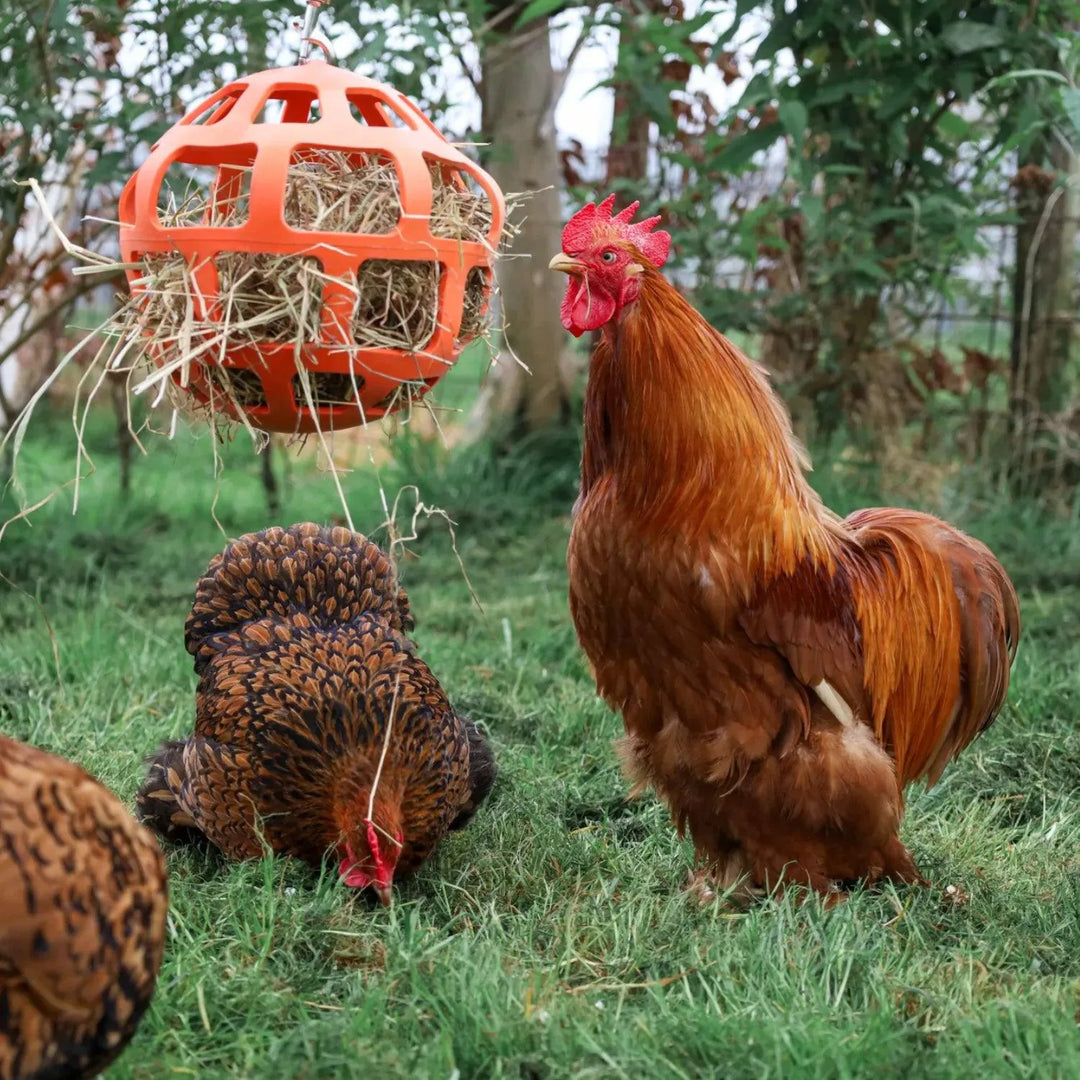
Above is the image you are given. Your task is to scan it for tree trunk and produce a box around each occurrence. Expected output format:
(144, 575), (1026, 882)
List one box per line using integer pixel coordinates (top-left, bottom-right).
(109, 372), (133, 496)
(470, 17), (572, 436)
(260, 437), (281, 517)
(604, 50), (652, 188)
(1008, 140), (1078, 491)
(757, 213), (821, 441)
(584, 2), (659, 358)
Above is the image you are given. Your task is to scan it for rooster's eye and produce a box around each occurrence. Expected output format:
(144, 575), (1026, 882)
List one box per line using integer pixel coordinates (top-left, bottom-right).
(600, 251), (617, 263)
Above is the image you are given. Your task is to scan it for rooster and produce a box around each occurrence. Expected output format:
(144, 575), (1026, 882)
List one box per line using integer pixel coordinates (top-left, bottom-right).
(1, 735), (167, 1080)
(549, 197), (1019, 900)
(136, 523), (496, 905)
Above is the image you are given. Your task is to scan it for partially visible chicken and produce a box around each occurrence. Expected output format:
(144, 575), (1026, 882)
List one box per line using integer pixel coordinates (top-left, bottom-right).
(136, 523), (496, 904)
(550, 196), (1019, 900)
(0, 735), (167, 1080)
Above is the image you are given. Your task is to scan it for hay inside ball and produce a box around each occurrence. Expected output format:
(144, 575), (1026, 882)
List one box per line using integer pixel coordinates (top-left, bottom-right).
(135, 149), (499, 424)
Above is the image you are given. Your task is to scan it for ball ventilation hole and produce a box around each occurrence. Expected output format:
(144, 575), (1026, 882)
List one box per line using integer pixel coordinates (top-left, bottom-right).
(184, 91), (243, 126)
(347, 92), (411, 128)
(156, 148), (257, 228)
(374, 376), (439, 412)
(424, 157), (493, 242)
(156, 161), (216, 228)
(355, 259), (440, 351)
(201, 367), (269, 410)
(291, 371), (368, 411)
(255, 90), (322, 124)
(216, 253), (324, 342)
(283, 148), (401, 234)
(133, 252), (218, 332)
(460, 266), (492, 342)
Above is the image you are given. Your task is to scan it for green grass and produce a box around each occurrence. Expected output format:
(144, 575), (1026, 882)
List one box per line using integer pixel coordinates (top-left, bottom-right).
(1, 405), (1078, 1080)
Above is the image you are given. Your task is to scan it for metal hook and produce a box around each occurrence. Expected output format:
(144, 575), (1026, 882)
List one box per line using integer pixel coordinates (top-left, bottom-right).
(301, 35), (334, 63)
(296, 0), (331, 64)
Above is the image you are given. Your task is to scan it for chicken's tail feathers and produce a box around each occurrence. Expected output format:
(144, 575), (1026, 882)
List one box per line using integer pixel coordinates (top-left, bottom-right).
(185, 523), (413, 657)
(849, 508), (1021, 787)
(135, 740), (205, 846)
(956, 540), (1021, 743)
(448, 717), (498, 832)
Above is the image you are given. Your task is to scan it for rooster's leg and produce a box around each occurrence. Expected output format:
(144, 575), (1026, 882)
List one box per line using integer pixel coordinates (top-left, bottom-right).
(685, 854), (764, 908)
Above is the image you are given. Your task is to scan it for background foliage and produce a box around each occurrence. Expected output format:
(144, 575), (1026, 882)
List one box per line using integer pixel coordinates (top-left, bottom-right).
(2, 4), (1080, 1076)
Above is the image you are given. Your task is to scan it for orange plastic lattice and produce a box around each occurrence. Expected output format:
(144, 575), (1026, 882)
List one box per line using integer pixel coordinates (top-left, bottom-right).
(119, 61), (505, 433)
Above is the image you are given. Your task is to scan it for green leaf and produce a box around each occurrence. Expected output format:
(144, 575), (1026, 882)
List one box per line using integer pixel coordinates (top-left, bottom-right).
(778, 99), (808, 159)
(851, 257), (891, 282)
(736, 72), (775, 111)
(954, 68), (976, 101)
(713, 124), (783, 172)
(801, 194), (824, 229)
(937, 110), (972, 139)
(866, 207), (912, 226)
(941, 21), (1007, 55)
(514, 0), (565, 27)
(755, 13), (796, 62)
(636, 80), (674, 124)
(1062, 88), (1080, 138)
(810, 79), (876, 106)
(877, 85), (916, 121)
(982, 68), (1070, 93)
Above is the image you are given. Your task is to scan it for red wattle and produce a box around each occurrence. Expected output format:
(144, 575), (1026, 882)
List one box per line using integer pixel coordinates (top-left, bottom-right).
(561, 279), (615, 336)
(340, 864), (372, 888)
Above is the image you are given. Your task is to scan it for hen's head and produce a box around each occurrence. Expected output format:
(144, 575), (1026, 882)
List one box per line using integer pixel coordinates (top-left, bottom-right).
(338, 818), (403, 906)
(548, 194), (672, 337)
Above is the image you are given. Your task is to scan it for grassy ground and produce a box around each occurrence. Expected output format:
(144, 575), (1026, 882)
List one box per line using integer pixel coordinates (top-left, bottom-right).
(1, 399), (1079, 1080)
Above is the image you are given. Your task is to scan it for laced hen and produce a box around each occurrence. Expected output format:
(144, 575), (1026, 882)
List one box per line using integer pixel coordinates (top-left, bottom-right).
(0, 735), (167, 1080)
(136, 523), (496, 904)
(550, 197), (1019, 902)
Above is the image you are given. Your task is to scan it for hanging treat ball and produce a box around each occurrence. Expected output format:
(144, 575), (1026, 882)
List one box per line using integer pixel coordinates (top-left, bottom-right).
(118, 61), (506, 434)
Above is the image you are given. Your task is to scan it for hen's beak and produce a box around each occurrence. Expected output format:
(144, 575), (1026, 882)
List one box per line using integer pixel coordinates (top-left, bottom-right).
(373, 884), (393, 907)
(548, 252), (585, 275)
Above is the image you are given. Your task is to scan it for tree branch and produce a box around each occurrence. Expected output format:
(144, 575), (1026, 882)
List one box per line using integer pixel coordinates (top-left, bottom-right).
(0, 271), (121, 372)
(436, 9), (482, 97)
(0, 137), (33, 275)
(897, 90), (958, 193)
(537, 14), (597, 142)
(0, 369), (15, 428)
(552, 19), (593, 107)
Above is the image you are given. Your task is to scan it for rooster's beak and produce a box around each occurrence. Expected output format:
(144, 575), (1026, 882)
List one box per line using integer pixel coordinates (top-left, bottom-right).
(373, 884), (392, 907)
(548, 253), (585, 275)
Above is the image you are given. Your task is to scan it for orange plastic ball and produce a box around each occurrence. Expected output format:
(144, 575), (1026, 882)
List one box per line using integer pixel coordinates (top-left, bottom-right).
(118, 61), (505, 433)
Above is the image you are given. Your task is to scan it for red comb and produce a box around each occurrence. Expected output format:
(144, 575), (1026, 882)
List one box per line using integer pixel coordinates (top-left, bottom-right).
(561, 194), (672, 268)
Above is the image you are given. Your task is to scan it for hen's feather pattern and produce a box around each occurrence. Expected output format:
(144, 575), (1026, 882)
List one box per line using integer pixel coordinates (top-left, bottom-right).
(0, 736), (167, 1080)
(137, 523), (494, 885)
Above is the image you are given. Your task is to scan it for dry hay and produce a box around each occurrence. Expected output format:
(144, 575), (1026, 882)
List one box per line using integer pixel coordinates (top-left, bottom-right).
(459, 266), (490, 341)
(129, 150), (511, 417)
(216, 253), (324, 343)
(283, 153), (400, 234)
(430, 167), (493, 242)
(354, 258), (439, 351)
(202, 365), (268, 409)
(290, 370), (365, 410)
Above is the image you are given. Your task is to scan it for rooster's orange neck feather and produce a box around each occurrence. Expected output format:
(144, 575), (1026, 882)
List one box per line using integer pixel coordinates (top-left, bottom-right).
(584, 266), (836, 574)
